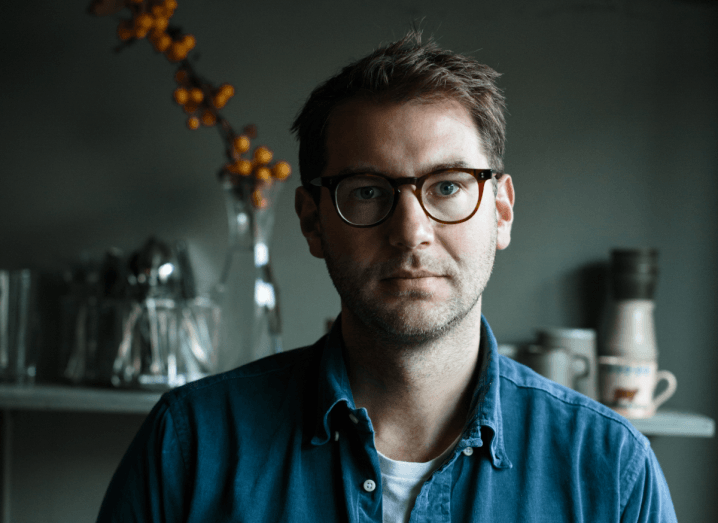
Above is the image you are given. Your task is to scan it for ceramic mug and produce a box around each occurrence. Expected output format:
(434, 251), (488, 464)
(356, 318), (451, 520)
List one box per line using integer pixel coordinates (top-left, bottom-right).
(537, 328), (598, 399)
(523, 345), (589, 389)
(598, 356), (677, 419)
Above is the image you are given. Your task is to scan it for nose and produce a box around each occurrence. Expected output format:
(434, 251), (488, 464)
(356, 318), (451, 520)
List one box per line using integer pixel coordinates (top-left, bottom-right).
(386, 184), (434, 250)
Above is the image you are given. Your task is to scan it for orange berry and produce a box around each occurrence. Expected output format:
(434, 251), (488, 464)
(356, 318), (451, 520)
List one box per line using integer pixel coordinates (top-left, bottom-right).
(233, 135), (250, 154)
(187, 116), (200, 130)
(201, 109), (216, 126)
(117, 21), (134, 41)
(117, 29), (133, 41)
(243, 124), (257, 138)
(181, 34), (196, 51)
(135, 26), (150, 39)
(251, 190), (268, 209)
(189, 87), (204, 103)
(227, 162), (251, 176)
(212, 93), (228, 109)
(272, 161), (291, 181)
(152, 32), (172, 52)
(161, 0), (177, 16)
(153, 17), (169, 32)
(235, 159), (253, 176)
(173, 87), (189, 105)
(149, 29), (162, 43)
(135, 13), (154, 30)
(151, 5), (165, 17)
(175, 69), (188, 84)
(167, 49), (181, 62)
(219, 83), (235, 98)
(166, 41), (187, 61)
(254, 166), (271, 181)
(183, 101), (199, 114)
(253, 146), (273, 165)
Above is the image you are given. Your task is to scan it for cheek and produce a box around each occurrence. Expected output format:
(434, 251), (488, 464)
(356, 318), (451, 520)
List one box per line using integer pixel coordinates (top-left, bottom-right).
(321, 213), (375, 262)
(329, 234), (372, 262)
(445, 220), (483, 251)
(319, 198), (383, 258)
(442, 220), (495, 269)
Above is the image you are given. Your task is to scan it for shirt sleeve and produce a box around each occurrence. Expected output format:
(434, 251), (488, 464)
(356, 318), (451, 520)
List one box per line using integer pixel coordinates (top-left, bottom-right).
(96, 398), (189, 523)
(621, 444), (678, 523)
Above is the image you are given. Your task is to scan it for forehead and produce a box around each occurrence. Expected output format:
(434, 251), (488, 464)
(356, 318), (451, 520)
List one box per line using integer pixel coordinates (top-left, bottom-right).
(323, 98), (487, 175)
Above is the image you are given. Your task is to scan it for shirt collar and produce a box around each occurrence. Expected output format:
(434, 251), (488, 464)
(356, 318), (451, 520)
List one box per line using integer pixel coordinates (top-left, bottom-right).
(311, 313), (355, 446)
(311, 313), (512, 470)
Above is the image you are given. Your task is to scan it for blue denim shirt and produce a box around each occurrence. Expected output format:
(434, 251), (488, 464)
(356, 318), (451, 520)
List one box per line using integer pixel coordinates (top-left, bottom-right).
(97, 315), (676, 522)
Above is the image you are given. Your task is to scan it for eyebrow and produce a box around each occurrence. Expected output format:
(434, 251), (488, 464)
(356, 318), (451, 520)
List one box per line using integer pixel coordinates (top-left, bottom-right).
(333, 160), (475, 178)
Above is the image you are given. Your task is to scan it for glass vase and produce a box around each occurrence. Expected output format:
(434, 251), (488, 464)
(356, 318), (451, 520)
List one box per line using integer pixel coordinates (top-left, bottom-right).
(211, 177), (283, 372)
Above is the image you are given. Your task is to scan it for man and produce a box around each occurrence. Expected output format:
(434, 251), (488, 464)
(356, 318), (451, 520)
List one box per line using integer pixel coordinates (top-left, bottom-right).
(97, 32), (677, 522)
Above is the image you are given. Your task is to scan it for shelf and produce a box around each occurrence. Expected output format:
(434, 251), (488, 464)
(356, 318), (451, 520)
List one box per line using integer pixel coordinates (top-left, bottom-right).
(0, 384), (162, 414)
(627, 409), (715, 438)
(0, 385), (715, 437)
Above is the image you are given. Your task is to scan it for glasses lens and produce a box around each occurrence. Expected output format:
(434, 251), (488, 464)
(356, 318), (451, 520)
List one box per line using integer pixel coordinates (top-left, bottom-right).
(336, 174), (393, 225)
(422, 170), (480, 222)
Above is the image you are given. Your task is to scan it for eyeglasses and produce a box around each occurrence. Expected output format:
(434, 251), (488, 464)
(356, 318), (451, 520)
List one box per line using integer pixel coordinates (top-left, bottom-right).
(307, 168), (497, 228)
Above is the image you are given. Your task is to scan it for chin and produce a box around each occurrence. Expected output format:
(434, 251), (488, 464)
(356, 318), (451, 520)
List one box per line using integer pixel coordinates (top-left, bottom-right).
(353, 296), (477, 346)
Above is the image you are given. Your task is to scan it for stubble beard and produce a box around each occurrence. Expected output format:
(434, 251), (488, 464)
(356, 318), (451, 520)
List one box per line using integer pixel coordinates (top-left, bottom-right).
(320, 220), (498, 348)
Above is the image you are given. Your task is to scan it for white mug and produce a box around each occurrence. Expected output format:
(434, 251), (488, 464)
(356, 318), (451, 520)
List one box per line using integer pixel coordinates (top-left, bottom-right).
(523, 345), (589, 390)
(537, 328), (598, 399)
(598, 356), (677, 419)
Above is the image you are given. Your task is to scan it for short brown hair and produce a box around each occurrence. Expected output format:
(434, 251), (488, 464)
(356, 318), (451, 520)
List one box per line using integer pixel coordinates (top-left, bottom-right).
(291, 30), (507, 200)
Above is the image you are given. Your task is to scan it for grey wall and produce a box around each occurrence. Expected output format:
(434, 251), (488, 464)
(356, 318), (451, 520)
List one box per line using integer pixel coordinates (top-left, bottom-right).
(1, 0), (716, 521)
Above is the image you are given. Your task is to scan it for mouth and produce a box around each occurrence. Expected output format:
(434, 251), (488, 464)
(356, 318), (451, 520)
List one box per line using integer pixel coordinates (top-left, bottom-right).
(384, 270), (442, 280)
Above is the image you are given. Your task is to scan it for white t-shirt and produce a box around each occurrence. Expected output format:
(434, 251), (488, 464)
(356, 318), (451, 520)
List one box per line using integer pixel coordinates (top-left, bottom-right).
(377, 437), (461, 523)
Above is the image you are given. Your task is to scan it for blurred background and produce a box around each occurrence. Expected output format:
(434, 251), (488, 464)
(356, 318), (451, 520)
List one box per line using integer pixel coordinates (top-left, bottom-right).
(0, 0), (716, 520)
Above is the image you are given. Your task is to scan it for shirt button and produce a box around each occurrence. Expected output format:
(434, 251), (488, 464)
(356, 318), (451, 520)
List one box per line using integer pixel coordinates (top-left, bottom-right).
(363, 479), (376, 492)
(349, 413), (359, 424)
(462, 447), (474, 456)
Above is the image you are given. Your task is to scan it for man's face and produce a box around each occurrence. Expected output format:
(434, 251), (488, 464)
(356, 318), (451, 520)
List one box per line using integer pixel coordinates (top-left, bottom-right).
(296, 98), (514, 346)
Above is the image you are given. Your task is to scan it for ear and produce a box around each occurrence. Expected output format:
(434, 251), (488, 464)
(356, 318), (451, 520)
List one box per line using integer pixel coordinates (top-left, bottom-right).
(495, 174), (515, 251)
(295, 186), (326, 259)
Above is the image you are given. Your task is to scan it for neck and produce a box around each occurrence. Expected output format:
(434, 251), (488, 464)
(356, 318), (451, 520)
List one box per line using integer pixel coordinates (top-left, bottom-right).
(341, 303), (482, 462)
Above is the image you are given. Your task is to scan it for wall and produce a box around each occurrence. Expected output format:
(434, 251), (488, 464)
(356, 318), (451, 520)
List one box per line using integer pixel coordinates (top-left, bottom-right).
(0, 0), (716, 521)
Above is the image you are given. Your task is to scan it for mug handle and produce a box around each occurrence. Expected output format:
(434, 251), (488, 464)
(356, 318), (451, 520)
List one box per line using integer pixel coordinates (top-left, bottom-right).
(653, 370), (678, 409)
(571, 354), (590, 380)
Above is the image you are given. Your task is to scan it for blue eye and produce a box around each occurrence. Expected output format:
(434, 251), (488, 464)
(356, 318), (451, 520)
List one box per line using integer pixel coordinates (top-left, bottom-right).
(437, 181), (459, 196)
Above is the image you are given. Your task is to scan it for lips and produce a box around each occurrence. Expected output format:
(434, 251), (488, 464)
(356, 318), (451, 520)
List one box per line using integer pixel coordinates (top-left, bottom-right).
(384, 270), (440, 279)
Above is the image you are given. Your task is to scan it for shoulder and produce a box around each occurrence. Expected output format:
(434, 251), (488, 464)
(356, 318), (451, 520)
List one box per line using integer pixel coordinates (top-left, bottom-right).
(497, 355), (676, 518)
(497, 353), (650, 464)
(155, 339), (325, 431)
(176, 342), (320, 393)
(499, 354), (642, 428)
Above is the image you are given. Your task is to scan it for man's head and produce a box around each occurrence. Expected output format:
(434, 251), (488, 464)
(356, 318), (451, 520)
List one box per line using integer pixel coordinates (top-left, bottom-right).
(291, 30), (507, 203)
(293, 32), (514, 346)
